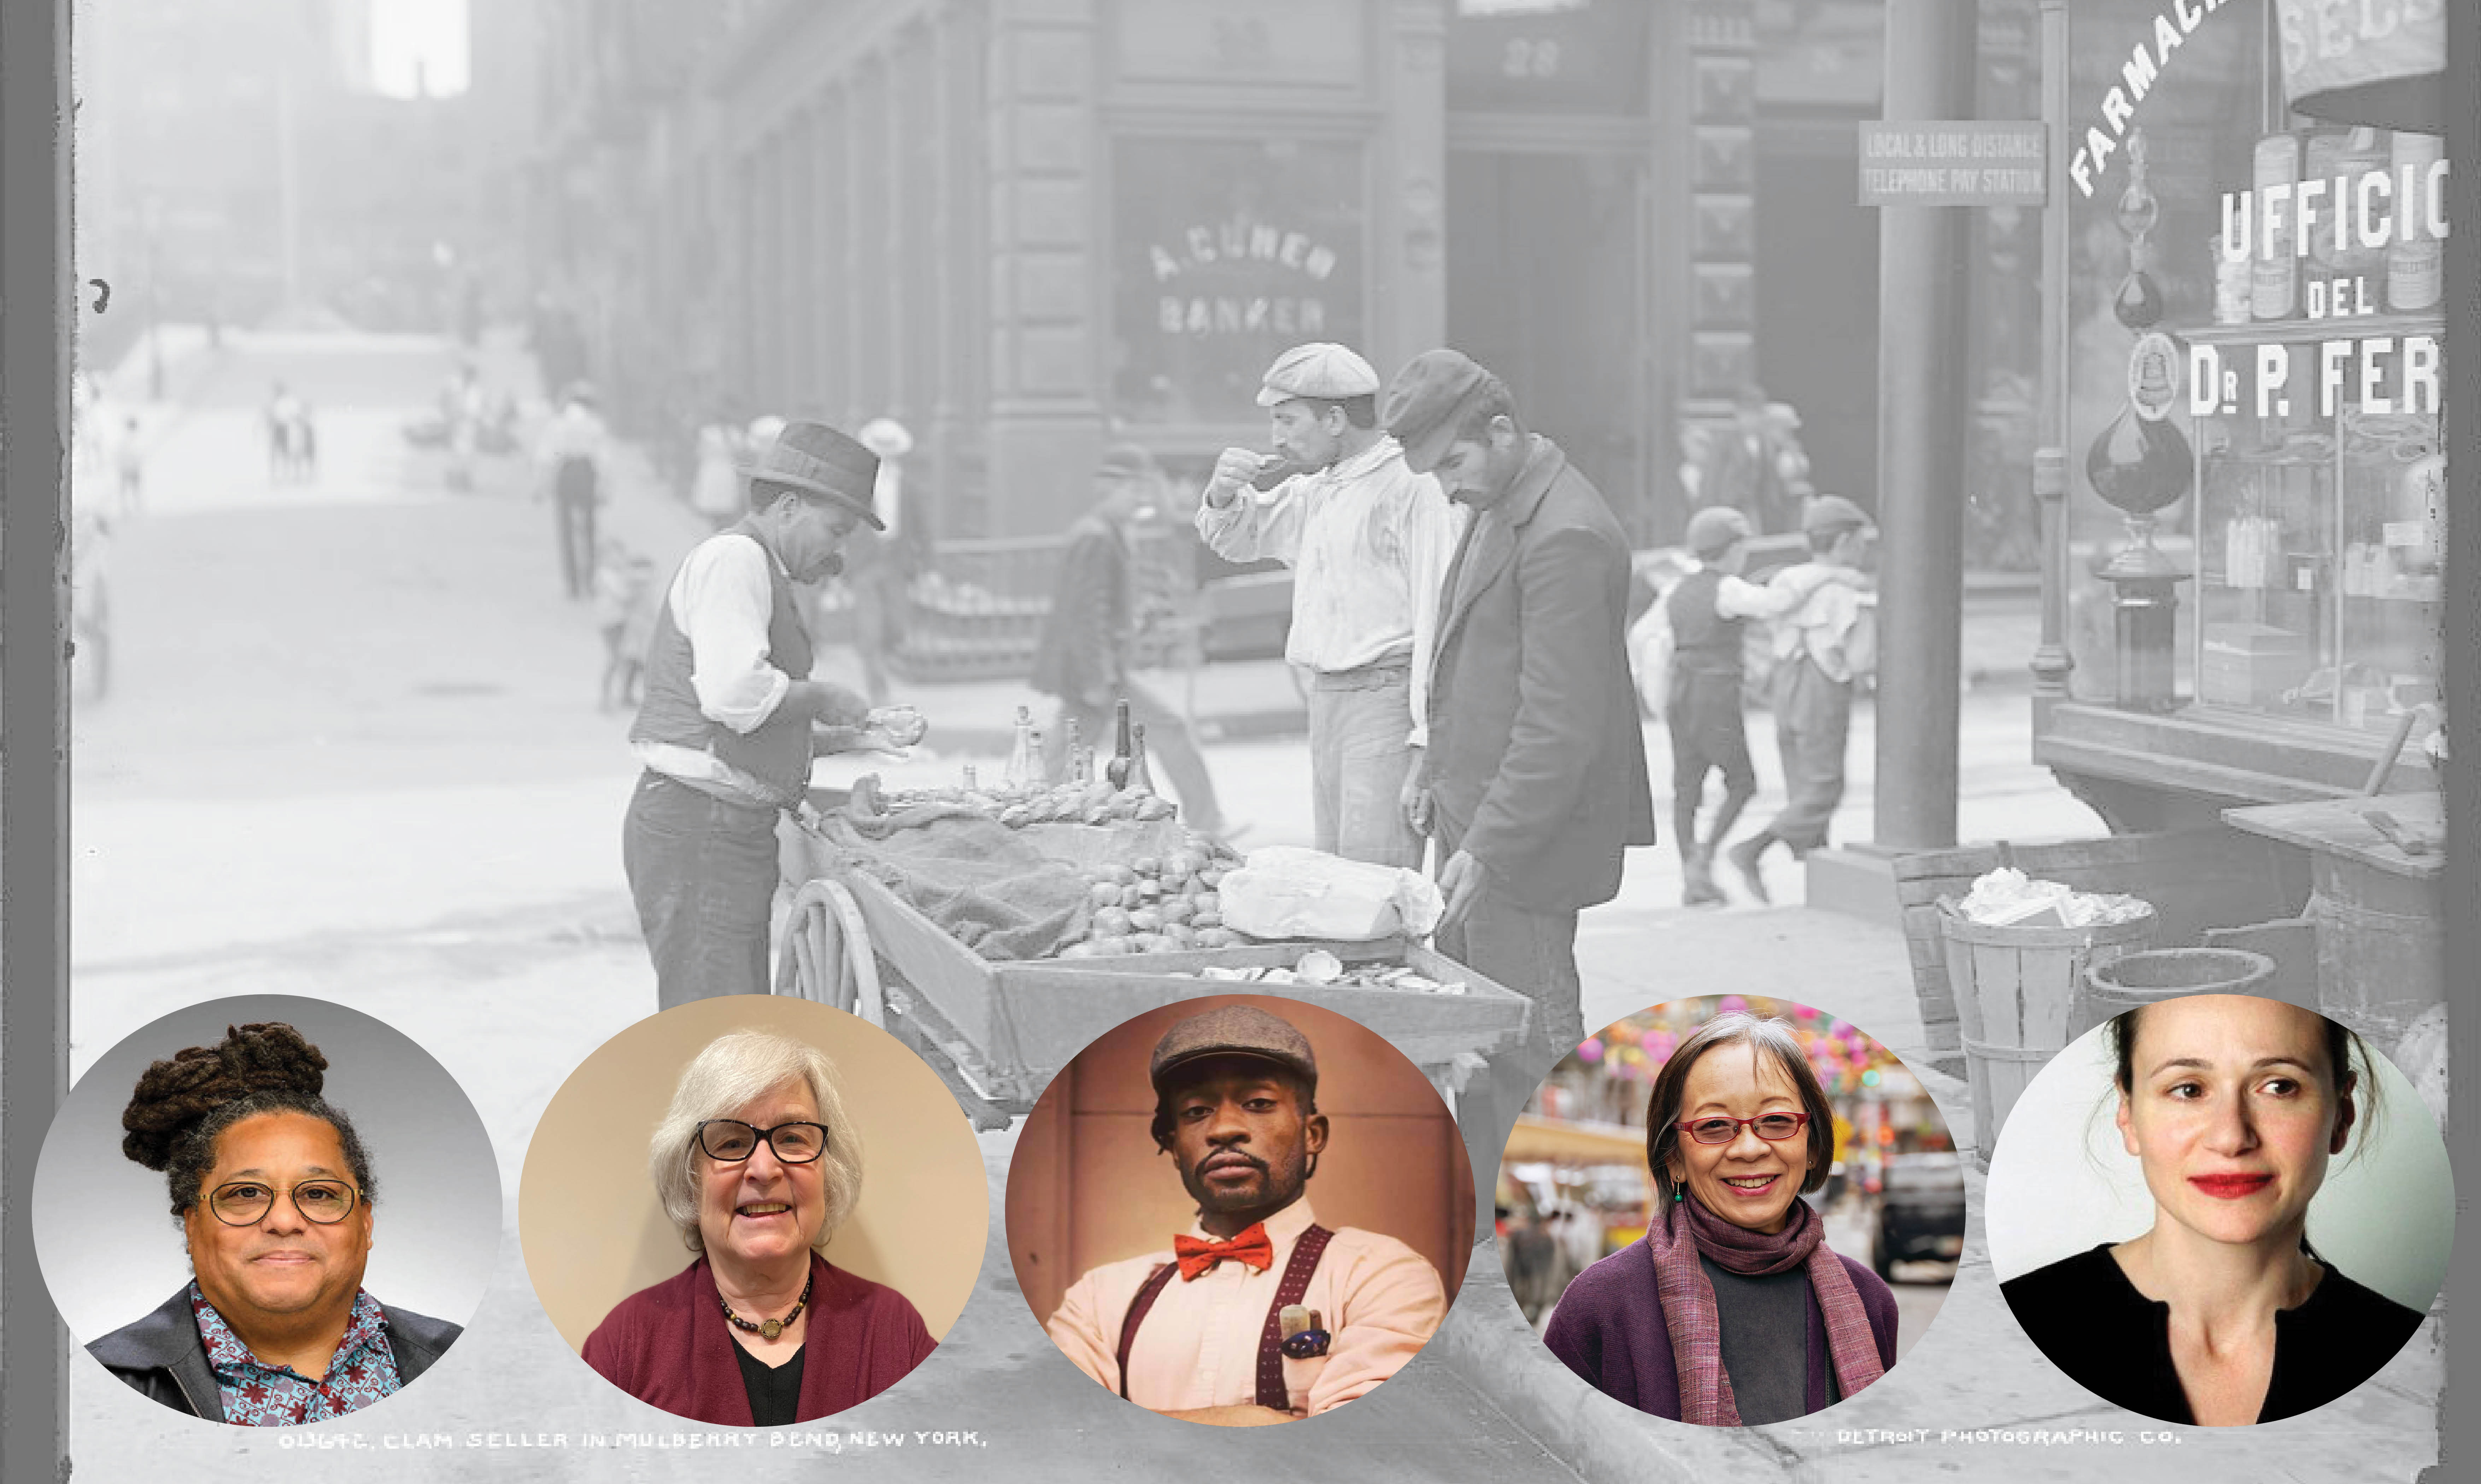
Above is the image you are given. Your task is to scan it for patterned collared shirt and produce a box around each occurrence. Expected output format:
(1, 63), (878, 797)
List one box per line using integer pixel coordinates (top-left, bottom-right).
(191, 1282), (403, 1425)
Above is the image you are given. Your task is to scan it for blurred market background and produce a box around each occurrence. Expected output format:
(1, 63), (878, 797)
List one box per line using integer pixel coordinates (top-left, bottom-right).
(1499, 996), (1960, 1359)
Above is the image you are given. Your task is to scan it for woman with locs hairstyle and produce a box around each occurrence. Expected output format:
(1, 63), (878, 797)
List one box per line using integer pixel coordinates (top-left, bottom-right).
(581, 1030), (934, 1425)
(88, 1022), (463, 1424)
(2000, 994), (2426, 1425)
(1543, 1013), (1899, 1424)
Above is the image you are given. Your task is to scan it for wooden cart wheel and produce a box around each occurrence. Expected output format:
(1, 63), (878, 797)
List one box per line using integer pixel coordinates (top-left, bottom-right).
(775, 877), (887, 1024)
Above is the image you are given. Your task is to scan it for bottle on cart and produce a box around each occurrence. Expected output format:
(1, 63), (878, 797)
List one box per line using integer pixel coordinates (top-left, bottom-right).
(961, 763), (979, 792)
(1004, 706), (1036, 791)
(1027, 728), (1046, 786)
(1105, 698), (1134, 788)
(1063, 717), (1086, 784)
(1126, 723), (1157, 796)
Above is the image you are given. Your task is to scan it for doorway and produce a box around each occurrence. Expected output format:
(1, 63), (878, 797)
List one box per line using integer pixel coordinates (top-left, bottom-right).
(1445, 148), (1648, 535)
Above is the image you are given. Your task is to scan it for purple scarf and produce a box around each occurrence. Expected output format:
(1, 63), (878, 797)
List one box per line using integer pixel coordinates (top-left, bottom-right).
(1647, 1193), (1886, 1425)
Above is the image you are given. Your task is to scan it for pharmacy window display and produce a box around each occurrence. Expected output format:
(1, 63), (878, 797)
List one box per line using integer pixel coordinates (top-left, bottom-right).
(2027, 0), (2448, 1128)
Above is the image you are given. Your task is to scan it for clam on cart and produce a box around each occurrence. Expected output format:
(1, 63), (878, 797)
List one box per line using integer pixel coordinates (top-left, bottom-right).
(770, 785), (1534, 1133)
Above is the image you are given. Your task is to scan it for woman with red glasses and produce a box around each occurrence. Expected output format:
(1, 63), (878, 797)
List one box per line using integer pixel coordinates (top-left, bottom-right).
(1542, 1013), (1898, 1423)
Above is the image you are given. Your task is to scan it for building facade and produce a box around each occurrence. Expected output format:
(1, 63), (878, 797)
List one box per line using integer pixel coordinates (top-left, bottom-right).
(529, 0), (2059, 553)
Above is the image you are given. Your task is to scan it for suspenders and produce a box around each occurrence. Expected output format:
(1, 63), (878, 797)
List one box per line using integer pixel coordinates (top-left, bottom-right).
(1115, 1224), (1335, 1411)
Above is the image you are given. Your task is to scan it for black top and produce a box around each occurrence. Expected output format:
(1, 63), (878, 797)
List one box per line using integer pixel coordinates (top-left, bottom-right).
(731, 1338), (807, 1428)
(1699, 1254), (1830, 1424)
(87, 1286), (463, 1422)
(2001, 1243), (2426, 1424)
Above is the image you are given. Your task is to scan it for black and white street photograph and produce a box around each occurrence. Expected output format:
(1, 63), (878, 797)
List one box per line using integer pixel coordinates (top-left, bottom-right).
(6, 0), (2469, 1481)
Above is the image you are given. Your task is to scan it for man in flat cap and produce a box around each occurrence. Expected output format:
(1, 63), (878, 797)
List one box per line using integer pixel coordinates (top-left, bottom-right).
(1645, 506), (1868, 905)
(1031, 443), (1231, 837)
(1724, 494), (1877, 902)
(623, 420), (931, 1007)
(1044, 1004), (1446, 1426)
(1194, 343), (1464, 868)
(1379, 350), (1654, 1125)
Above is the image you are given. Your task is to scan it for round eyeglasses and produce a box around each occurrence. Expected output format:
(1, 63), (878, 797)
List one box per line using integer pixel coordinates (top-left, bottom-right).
(695, 1120), (829, 1164)
(206, 1179), (361, 1226)
(1674, 1112), (1811, 1146)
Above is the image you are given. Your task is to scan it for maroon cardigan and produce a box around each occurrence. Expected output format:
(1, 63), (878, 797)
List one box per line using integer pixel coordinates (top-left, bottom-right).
(582, 1253), (935, 1425)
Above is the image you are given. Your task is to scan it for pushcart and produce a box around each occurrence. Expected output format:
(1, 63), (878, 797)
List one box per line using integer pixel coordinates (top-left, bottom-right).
(773, 834), (1535, 1134)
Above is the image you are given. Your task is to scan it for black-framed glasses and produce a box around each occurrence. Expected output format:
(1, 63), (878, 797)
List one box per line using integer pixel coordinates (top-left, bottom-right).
(695, 1120), (829, 1164)
(1674, 1112), (1811, 1146)
(206, 1179), (361, 1227)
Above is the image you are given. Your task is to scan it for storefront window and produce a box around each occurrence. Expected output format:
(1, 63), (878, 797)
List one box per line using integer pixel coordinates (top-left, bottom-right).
(1110, 137), (1366, 426)
(2063, 0), (2447, 741)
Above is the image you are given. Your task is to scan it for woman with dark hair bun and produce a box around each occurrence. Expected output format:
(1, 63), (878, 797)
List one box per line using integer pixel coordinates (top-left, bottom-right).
(2000, 994), (2424, 1425)
(86, 1022), (463, 1423)
(1543, 1013), (1898, 1424)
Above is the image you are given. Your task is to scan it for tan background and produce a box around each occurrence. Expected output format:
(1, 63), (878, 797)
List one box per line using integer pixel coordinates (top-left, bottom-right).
(1006, 994), (1474, 1327)
(519, 996), (986, 1352)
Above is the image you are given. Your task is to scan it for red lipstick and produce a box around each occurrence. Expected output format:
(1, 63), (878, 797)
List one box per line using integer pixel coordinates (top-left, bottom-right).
(2189, 1174), (2273, 1199)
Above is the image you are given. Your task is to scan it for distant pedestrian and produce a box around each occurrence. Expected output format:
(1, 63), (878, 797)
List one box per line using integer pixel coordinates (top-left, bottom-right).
(1648, 506), (1864, 906)
(115, 414), (144, 517)
(1195, 343), (1462, 869)
(1381, 349), (1654, 1113)
(594, 543), (661, 711)
(1696, 384), (1812, 537)
(840, 417), (934, 707)
(442, 360), (485, 491)
(1724, 495), (1877, 903)
(1030, 443), (1232, 839)
(266, 382), (307, 484)
(690, 420), (745, 531)
(537, 382), (611, 601)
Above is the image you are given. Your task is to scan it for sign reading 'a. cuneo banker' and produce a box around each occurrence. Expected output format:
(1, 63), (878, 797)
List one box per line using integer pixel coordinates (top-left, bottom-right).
(1859, 121), (2048, 206)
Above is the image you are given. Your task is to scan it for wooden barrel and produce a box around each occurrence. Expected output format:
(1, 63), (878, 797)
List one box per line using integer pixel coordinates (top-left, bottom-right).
(2077, 948), (2280, 1038)
(1938, 903), (2157, 1167)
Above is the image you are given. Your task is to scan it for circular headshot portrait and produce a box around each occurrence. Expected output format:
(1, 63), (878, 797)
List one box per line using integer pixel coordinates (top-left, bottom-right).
(1990, 993), (2447, 1426)
(34, 997), (498, 1426)
(1503, 996), (1959, 1426)
(1005, 996), (1473, 1427)
(519, 995), (985, 1427)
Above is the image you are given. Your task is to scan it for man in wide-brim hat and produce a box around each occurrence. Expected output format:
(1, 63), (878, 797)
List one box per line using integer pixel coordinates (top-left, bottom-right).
(623, 420), (932, 1007)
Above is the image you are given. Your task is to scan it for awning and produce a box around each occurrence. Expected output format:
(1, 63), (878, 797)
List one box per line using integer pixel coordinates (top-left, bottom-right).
(1500, 1113), (1650, 1168)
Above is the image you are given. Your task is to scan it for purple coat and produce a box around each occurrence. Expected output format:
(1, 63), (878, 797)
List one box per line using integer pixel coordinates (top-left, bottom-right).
(1541, 1235), (1900, 1421)
(582, 1253), (934, 1425)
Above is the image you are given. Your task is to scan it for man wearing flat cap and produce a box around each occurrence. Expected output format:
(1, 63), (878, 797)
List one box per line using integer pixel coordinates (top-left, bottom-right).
(1379, 349), (1654, 1123)
(1044, 1005), (1446, 1426)
(623, 420), (931, 1007)
(1724, 494), (1877, 902)
(1031, 443), (1230, 837)
(1645, 505), (1867, 905)
(1195, 344), (1464, 868)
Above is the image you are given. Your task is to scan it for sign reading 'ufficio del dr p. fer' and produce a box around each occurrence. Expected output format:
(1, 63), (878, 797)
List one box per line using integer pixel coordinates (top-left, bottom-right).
(1859, 121), (2048, 206)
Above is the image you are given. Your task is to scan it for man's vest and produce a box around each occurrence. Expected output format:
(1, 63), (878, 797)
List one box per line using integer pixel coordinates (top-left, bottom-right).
(1666, 566), (1747, 682)
(629, 520), (816, 807)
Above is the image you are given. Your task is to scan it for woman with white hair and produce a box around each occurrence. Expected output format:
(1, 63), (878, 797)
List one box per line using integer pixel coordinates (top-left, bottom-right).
(582, 1031), (934, 1424)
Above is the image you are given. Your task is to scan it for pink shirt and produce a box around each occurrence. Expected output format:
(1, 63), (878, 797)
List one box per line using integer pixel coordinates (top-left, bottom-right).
(1044, 1199), (1445, 1417)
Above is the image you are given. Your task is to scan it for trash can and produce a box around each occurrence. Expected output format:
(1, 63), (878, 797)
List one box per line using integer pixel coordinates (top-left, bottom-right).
(1937, 902), (2158, 1169)
(2075, 947), (2280, 1037)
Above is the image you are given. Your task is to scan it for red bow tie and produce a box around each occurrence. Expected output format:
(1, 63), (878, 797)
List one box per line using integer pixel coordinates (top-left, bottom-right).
(1173, 1224), (1274, 1281)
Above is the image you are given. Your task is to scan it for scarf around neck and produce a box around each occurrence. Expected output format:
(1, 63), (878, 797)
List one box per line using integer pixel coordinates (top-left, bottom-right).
(1647, 1191), (1886, 1425)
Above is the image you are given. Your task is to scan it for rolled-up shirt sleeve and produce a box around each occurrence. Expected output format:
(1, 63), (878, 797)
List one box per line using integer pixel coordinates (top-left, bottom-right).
(1305, 1237), (1447, 1415)
(670, 535), (793, 734)
(1195, 477), (1308, 565)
